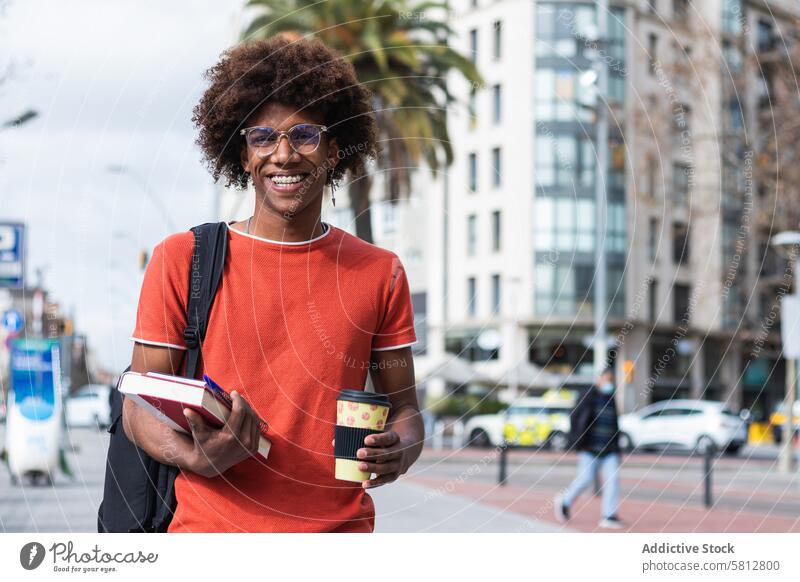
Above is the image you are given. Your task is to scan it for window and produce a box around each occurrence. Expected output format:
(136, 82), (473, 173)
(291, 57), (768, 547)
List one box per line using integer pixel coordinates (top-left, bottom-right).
(757, 20), (776, 52)
(672, 0), (689, 21)
(722, 0), (742, 36)
(649, 278), (658, 324)
(672, 102), (691, 134)
(493, 20), (502, 60)
(491, 274), (501, 314)
(535, 69), (595, 123)
(445, 329), (499, 361)
(673, 283), (691, 323)
(534, 133), (595, 187)
(648, 33), (658, 74)
(467, 277), (477, 317)
(672, 222), (689, 265)
(646, 156), (658, 197)
(469, 28), (478, 63)
(534, 196), (595, 253)
(468, 152), (477, 192)
(491, 210), (502, 252)
(492, 84), (502, 124)
(648, 217), (659, 262)
(467, 214), (477, 256)
(492, 147), (502, 187)
(468, 86), (477, 130)
(673, 163), (690, 206)
(535, 3), (597, 58)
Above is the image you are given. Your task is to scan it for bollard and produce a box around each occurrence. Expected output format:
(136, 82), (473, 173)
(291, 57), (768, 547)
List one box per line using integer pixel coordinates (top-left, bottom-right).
(498, 442), (508, 486)
(703, 443), (715, 508)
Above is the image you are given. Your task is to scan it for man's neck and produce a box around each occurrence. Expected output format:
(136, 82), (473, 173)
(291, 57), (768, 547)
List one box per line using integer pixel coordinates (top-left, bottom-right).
(249, 205), (326, 243)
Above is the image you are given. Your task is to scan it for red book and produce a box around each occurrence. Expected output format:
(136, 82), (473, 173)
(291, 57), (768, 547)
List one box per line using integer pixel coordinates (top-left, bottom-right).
(118, 370), (271, 461)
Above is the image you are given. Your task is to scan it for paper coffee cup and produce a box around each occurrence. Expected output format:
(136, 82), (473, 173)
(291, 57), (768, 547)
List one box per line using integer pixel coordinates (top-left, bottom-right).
(334, 389), (391, 482)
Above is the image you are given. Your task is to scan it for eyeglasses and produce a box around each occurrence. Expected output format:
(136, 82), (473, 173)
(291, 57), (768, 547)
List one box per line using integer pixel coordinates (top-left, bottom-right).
(239, 123), (328, 157)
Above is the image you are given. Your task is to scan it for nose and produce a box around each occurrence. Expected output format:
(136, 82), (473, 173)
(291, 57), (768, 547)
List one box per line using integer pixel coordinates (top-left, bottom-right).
(269, 134), (300, 165)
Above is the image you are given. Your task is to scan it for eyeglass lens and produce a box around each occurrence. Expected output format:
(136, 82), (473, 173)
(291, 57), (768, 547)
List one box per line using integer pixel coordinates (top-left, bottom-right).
(247, 124), (323, 155)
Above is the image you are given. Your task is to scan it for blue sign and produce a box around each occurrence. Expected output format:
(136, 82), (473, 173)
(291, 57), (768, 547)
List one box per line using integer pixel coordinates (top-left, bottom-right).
(2, 308), (24, 333)
(0, 223), (25, 288)
(10, 338), (60, 421)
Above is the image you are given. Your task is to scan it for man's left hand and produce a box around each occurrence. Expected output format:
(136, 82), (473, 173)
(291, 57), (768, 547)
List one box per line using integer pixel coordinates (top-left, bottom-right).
(356, 430), (409, 489)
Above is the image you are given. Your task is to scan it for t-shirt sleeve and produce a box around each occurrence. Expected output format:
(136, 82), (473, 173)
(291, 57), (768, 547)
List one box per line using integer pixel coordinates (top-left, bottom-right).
(371, 255), (418, 352)
(129, 234), (192, 350)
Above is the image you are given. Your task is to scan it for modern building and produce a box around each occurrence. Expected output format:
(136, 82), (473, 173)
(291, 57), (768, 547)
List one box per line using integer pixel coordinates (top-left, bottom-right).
(221, 0), (800, 416)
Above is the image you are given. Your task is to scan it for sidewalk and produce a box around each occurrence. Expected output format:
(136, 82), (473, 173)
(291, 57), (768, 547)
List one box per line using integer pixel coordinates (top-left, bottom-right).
(407, 447), (800, 533)
(372, 479), (569, 533)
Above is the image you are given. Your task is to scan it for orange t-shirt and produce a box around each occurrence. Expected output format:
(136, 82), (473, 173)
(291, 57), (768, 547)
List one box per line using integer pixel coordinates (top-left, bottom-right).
(130, 222), (417, 532)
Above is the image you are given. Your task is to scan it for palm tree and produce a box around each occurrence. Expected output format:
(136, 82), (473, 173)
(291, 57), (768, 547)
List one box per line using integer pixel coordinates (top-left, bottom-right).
(243, 0), (482, 242)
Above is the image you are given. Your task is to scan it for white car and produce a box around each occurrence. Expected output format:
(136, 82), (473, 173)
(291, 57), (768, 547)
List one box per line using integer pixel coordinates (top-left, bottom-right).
(619, 399), (748, 455)
(464, 397), (574, 450)
(65, 384), (112, 429)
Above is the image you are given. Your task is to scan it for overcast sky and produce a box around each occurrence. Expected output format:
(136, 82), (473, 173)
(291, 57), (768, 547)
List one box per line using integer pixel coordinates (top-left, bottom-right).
(1, 0), (245, 372)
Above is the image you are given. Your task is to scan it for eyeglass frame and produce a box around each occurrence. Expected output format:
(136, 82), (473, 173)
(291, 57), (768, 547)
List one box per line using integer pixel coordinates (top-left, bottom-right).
(239, 123), (329, 157)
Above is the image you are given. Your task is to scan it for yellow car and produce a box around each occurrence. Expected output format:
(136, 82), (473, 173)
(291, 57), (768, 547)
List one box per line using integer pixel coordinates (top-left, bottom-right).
(464, 396), (574, 449)
(769, 401), (800, 444)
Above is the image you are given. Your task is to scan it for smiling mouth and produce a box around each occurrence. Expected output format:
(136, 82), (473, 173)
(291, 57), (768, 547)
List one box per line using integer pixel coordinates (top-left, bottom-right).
(266, 172), (311, 188)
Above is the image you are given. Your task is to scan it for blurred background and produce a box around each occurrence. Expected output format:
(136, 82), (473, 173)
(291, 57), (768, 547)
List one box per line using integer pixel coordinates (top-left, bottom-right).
(1, 0), (799, 532)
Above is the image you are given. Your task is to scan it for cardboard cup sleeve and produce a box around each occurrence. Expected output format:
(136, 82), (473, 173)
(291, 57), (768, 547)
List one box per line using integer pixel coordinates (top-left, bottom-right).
(334, 389), (391, 482)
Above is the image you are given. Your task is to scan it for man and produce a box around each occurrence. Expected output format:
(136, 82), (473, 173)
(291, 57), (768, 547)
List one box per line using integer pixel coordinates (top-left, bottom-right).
(554, 368), (624, 529)
(121, 37), (423, 532)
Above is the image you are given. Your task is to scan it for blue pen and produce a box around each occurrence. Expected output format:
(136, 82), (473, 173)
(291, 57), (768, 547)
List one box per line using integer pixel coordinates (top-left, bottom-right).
(203, 373), (233, 406)
(203, 373), (267, 433)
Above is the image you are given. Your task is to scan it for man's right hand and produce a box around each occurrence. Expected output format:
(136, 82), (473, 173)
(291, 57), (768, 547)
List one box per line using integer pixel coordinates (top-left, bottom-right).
(183, 390), (266, 478)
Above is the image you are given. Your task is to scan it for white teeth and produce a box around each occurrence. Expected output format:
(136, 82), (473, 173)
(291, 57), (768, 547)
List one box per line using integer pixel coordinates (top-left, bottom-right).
(270, 174), (306, 185)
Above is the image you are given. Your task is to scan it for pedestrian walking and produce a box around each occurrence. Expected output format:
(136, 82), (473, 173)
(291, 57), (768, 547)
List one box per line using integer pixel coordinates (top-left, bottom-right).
(555, 368), (625, 529)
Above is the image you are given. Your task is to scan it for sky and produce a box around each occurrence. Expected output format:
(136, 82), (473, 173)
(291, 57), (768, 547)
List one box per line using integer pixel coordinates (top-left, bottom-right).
(0, 0), (246, 372)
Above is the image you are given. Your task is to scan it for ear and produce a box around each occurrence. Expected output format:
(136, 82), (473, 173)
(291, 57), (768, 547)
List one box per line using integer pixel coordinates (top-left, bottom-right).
(240, 144), (251, 174)
(326, 136), (340, 173)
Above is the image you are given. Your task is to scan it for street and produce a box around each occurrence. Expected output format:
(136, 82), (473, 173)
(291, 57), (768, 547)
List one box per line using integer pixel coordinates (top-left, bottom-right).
(2, 424), (798, 533)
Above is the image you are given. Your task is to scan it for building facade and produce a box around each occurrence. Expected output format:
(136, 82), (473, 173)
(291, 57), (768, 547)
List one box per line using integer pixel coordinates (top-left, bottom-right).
(221, 0), (800, 416)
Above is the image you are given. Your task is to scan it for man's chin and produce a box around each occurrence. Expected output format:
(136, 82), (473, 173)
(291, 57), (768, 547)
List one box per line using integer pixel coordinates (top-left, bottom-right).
(258, 189), (315, 218)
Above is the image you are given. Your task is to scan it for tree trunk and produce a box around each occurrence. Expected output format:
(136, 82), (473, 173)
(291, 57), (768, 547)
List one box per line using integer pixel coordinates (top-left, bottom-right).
(349, 174), (374, 244)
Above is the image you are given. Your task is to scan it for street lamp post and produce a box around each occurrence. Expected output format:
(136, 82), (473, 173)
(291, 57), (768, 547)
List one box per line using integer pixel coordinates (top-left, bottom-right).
(593, 0), (610, 377)
(772, 230), (800, 474)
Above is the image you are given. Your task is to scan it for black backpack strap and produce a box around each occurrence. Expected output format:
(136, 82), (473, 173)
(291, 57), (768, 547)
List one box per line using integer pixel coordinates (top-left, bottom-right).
(151, 221), (228, 532)
(183, 221), (229, 378)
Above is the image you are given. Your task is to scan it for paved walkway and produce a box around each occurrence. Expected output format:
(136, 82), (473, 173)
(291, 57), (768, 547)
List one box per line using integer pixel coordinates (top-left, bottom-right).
(371, 479), (567, 532)
(409, 448), (800, 533)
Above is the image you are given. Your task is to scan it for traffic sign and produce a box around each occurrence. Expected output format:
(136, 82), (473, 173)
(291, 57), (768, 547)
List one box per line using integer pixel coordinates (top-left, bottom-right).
(0, 223), (25, 288)
(780, 295), (800, 359)
(1, 308), (23, 334)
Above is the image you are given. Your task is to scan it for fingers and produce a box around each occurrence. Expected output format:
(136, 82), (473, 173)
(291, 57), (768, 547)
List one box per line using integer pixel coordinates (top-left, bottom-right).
(250, 411), (260, 453)
(183, 408), (211, 439)
(362, 472), (399, 489)
(225, 391), (248, 434)
(363, 431), (399, 448)
(357, 447), (401, 463)
(357, 460), (401, 475)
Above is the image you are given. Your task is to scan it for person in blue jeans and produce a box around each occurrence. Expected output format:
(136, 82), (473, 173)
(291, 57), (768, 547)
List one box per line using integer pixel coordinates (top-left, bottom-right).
(555, 368), (625, 529)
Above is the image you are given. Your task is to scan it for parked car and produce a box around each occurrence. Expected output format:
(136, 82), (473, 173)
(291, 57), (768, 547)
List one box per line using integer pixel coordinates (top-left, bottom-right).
(65, 384), (112, 429)
(464, 396), (575, 450)
(768, 400), (799, 444)
(619, 399), (747, 455)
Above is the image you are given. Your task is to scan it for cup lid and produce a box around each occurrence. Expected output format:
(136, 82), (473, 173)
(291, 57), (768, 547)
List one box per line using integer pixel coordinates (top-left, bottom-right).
(337, 389), (391, 408)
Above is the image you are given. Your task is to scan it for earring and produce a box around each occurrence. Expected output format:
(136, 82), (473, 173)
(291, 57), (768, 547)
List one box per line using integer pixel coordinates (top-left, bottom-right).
(328, 169), (336, 207)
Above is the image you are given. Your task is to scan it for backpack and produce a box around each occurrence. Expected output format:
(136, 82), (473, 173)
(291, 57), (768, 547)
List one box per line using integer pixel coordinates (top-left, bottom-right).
(97, 221), (228, 533)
